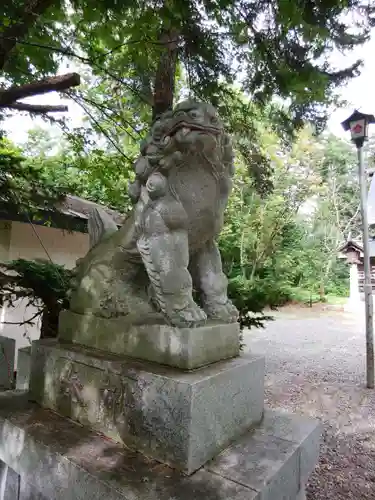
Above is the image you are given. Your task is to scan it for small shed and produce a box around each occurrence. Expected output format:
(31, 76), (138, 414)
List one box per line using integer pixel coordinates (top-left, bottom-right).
(338, 239), (375, 302)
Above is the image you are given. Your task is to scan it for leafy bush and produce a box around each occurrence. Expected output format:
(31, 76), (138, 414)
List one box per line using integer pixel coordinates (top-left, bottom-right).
(0, 259), (74, 338)
(228, 276), (277, 331)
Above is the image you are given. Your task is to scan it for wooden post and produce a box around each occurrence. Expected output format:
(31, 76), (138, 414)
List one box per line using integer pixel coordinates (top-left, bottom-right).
(358, 145), (374, 389)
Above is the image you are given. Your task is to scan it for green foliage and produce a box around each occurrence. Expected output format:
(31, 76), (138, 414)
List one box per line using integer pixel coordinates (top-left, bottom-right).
(0, 0), (65, 83)
(0, 136), (73, 214)
(0, 258), (74, 338)
(1, 0), (373, 213)
(219, 120), (359, 317)
(0, 131), (134, 215)
(2, 0), (374, 129)
(66, 148), (133, 210)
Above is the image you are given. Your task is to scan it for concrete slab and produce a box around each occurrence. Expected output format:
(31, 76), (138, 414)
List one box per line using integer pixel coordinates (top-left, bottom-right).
(29, 340), (264, 474)
(0, 336), (15, 390)
(0, 405), (256, 500)
(206, 432), (300, 499)
(258, 410), (322, 487)
(206, 408), (322, 500)
(0, 403), (319, 500)
(59, 310), (240, 369)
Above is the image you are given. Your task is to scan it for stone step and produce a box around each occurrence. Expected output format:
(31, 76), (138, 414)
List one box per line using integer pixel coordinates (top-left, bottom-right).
(0, 392), (320, 500)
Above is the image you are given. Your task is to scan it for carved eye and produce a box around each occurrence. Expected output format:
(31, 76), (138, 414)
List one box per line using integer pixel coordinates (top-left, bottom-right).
(211, 116), (218, 124)
(175, 111), (185, 118)
(189, 110), (199, 119)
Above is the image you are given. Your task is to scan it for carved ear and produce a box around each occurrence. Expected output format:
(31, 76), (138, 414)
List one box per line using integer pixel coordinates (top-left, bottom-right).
(88, 208), (118, 249)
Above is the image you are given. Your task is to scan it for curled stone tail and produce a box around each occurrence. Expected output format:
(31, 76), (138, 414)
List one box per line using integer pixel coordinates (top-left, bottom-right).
(88, 208), (118, 249)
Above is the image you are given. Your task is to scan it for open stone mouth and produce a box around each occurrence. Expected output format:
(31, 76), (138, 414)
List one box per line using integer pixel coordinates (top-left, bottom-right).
(164, 121), (222, 141)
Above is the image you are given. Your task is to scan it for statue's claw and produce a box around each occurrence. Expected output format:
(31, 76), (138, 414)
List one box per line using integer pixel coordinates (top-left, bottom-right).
(204, 299), (239, 324)
(167, 302), (207, 328)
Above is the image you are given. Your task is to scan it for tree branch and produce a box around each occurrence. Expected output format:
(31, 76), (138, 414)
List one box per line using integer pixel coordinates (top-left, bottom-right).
(0, 0), (55, 70)
(70, 91), (140, 140)
(0, 73), (80, 106)
(68, 92), (135, 163)
(0, 38), (151, 106)
(2, 310), (42, 327)
(5, 102), (68, 113)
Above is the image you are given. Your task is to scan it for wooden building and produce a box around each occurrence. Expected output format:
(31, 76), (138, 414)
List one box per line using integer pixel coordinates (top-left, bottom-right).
(338, 239), (375, 302)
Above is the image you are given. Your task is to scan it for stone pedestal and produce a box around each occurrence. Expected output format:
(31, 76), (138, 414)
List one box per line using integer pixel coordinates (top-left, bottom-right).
(59, 310), (240, 369)
(29, 339), (264, 474)
(0, 315), (322, 499)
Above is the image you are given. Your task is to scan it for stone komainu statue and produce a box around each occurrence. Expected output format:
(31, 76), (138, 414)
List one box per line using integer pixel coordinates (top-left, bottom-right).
(69, 100), (239, 328)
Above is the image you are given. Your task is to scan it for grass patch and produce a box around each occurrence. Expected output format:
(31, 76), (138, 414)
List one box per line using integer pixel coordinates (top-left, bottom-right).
(289, 288), (348, 306)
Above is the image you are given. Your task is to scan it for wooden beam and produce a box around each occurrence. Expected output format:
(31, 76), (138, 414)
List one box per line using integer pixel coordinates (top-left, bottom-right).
(0, 73), (80, 106)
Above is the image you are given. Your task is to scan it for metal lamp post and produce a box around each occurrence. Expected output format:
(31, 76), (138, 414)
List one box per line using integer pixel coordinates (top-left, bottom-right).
(342, 109), (375, 389)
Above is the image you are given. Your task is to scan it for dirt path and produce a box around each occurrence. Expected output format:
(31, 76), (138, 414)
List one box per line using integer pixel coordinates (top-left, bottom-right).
(243, 307), (375, 499)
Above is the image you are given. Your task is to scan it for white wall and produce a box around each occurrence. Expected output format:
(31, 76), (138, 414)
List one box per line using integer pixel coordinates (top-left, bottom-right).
(0, 220), (89, 366)
(8, 221), (88, 267)
(0, 221), (11, 261)
(0, 221), (11, 344)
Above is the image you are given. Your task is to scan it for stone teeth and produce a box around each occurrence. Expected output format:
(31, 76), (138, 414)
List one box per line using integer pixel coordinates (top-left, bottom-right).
(163, 136), (170, 144)
(181, 127), (190, 136)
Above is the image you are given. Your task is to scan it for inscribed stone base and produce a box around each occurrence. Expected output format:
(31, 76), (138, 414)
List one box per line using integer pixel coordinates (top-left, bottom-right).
(0, 395), (321, 500)
(0, 336), (15, 390)
(29, 339), (264, 474)
(58, 310), (240, 369)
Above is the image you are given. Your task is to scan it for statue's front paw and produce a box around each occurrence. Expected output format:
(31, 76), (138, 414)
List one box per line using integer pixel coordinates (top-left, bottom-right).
(204, 299), (239, 323)
(167, 302), (207, 328)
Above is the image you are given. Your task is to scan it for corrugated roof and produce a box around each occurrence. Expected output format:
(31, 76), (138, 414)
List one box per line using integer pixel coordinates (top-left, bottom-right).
(55, 195), (125, 226)
(338, 240), (363, 254)
(339, 239), (375, 258)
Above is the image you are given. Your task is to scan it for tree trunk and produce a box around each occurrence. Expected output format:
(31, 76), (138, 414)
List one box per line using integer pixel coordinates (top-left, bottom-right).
(0, 0), (55, 70)
(40, 307), (59, 339)
(152, 28), (179, 122)
(320, 256), (334, 301)
(319, 282), (325, 301)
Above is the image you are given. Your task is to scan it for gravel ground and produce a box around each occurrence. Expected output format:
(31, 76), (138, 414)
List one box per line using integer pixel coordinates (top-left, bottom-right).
(243, 306), (375, 499)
